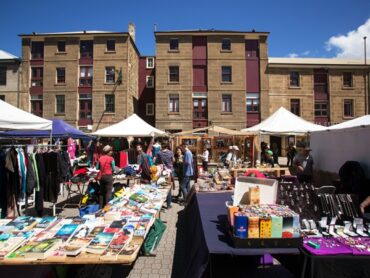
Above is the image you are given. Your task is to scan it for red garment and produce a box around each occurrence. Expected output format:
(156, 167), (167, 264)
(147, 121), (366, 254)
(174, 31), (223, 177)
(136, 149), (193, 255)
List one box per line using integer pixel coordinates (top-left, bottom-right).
(119, 151), (128, 168)
(99, 155), (114, 175)
(73, 168), (88, 176)
(243, 170), (266, 179)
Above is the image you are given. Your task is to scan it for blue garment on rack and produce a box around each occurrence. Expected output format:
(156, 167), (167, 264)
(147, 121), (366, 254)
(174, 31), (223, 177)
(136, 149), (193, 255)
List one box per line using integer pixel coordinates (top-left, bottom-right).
(18, 148), (27, 194)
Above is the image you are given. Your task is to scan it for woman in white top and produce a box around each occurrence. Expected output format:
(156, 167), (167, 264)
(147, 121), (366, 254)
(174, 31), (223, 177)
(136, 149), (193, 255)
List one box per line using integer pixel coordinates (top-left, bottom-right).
(199, 146), (209, 172)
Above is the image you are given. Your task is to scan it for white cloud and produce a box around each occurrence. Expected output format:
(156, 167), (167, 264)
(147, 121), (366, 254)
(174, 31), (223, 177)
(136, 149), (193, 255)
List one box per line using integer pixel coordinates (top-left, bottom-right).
(326, 18), (370, 58)
(287, 53), (299, 58)
(302, 50), (310, 56)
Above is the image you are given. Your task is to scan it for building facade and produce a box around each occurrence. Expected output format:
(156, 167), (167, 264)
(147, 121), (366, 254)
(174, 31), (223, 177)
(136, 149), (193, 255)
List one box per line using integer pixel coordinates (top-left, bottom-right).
(154, 30), (269, 133)
(268, 58), (369, 125)
(19, 25), (139, 131)
(138, 56), (155, 126)
(0, 50), (21, 107)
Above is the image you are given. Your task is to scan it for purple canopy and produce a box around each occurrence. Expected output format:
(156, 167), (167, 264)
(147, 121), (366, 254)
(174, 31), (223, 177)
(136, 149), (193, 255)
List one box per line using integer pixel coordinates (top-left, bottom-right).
(1, 119), (92, 139)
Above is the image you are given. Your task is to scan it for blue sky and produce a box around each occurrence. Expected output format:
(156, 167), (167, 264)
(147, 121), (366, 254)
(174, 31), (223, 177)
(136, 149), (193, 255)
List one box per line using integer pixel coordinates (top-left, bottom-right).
(1, 0), (370, 58)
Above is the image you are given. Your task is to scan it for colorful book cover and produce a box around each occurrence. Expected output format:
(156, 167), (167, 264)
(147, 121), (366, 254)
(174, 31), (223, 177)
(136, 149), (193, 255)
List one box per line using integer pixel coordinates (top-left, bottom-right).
(118, 244), (140, 256)
(6, 242), (38, 260)
(36, 216), (57, 229)
(101, 232), (131, 260)
(282, 217), (294, 238)
(247, 216), (260, 238)
(271, 216), (283, 238)
(71, 217), (87, 225)
(24, 239), (62, 259)
(63, 226), (92, 256)
(0, 237), (26, 258)
(6, 216), (38, 231)
(292, 214), (301, 238)
(88, 226), (106, 239)
(86, 232), (114, 254)
(55, 224), (79, 242)
(259, 218), (272, 238)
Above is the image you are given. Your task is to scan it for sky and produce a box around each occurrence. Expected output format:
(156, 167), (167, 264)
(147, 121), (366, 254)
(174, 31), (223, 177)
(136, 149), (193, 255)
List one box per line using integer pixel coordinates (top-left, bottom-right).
(1, 0), (370, 59)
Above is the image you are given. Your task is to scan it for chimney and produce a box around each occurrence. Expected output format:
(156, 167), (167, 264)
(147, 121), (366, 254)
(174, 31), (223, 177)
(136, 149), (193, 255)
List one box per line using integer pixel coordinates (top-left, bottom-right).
(128, 22), (136, 42)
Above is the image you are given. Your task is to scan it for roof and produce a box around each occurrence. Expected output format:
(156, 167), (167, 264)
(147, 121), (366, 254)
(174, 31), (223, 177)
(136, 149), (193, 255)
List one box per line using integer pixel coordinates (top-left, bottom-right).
(155, 29), (269, 35)
(0, 49), (18, 60)
(19, 30), (129, 37)
(268, 57), (370, 67)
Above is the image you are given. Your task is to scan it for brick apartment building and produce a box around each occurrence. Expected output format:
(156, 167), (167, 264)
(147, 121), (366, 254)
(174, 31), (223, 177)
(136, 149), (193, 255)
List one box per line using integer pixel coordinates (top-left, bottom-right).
(18, 24), (139, 131)
(154, 30), (270, 133)
(0, 50), (21, 107)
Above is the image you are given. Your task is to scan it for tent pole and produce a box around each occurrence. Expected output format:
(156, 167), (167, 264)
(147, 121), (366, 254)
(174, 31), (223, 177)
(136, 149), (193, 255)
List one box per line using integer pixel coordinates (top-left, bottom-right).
(258, 132), (262, 163)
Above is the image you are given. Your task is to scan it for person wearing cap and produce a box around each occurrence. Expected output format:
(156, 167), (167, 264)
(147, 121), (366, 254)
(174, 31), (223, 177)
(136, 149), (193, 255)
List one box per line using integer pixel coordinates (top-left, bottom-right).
(96, 145), (115, 207)
(231, 145), (239, 165)
(265, 149), (275, 167)
(293, 147), (314, 183)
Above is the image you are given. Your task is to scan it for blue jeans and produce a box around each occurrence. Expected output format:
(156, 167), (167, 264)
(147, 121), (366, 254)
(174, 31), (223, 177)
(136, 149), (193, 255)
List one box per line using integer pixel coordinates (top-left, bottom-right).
(181, 176), (191, 201)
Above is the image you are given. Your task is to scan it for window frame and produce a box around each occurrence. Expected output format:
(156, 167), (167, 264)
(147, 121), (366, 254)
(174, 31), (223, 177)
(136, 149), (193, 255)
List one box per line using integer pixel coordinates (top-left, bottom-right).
(290, 98), (301, 116)
(246, 93), (260, 113)
(0, 67), (6, 85)
(57, 41), (66, 53)
(343, 99), (354, 118)
(105, 67), (116, 84)
(31, 67), (43, 87)
(146, 75), (154, 88)
(169, 38), (179, 51)
(79, 66), (93, 86)
(221, 38), (231, 51)
(314, 101), (329, 117)
(221, 66), (232, 83)
(146, 103), (155, 116)
(289, 71), (300, 88)
(168, 65), (180, 83)
(105, 94), (115, 113)
(56, 67), (65, 84)
(31, 41), (44, 59)
(0, 95), (5, 101)
(221, 94), (232, 113)
(106, 39), (116, 52)
(146, 57), (155, 69)
(342, 72), (353, 88)
(55, 95), (65, 114)
(168, 94), (180, 113)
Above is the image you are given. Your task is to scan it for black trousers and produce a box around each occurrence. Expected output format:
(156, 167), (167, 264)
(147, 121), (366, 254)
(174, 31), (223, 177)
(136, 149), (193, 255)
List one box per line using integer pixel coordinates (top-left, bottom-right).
(99, 175), (113, 208)
(202, 161), (208, 171)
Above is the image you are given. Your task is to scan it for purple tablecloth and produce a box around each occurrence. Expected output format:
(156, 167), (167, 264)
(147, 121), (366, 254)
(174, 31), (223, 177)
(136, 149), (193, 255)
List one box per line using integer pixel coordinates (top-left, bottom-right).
(183, 192), (300, 277)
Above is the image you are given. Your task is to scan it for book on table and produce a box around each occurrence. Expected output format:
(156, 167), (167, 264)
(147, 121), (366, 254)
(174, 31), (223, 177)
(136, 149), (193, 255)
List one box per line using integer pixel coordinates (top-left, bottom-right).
(24, 238), (63, 260)
(35, 216), (57, 229)
(85, 232), (115, 255)
(100, 231), (132, 261)
(55, 224), (79, 242)
(63, 226), (92, 256)
(6, 216), (38, 232)
(0, 237), (27, 259)
(5, 241), (39, 261)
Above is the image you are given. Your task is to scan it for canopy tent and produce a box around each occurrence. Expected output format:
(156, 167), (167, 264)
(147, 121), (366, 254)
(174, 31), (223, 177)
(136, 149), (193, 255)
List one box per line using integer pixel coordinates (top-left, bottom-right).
(0, 99), (52, 131)
(173, 125), (248, 136)
(241, 107), (326, 135)
(1, 119), (91, 139)
(323, 115), (370, 131)
(93, 114), (167, 137)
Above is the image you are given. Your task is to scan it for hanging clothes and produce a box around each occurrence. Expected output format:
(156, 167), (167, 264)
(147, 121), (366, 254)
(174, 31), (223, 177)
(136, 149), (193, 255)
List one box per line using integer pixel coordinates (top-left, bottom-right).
(67, 138), (76, 160)
(5, 147), (20, 217)
(17, 147), (27, 199)
(35, 152), (46, 216)
(43, 151), (60, 204)
(0, 149), (7, 218)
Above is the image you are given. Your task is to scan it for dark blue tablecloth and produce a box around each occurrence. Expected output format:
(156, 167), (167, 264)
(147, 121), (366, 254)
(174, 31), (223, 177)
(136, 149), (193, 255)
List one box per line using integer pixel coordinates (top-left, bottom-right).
(183, 192), (300, 277)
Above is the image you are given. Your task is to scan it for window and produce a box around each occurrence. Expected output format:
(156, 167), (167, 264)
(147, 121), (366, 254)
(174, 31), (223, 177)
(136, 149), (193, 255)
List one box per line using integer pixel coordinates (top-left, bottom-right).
(169, 66), (179, 82)
(31, 67), (43, 86)
(80, 66), (93, 86)
(31, 42), (44, 59)
(221, 66), (232, 82)
(222, 94), (232, 112)
(56, 68), (65, 84)
(343, 72), (353, 88)
(146, 76), (154, 88)
(169, 38), (179, 51)
(106, 40), (115, 51)
(246, 93), (260, 112)
(0, 95), (5, 101)
(315, 102), (328, 116)
(105, 67), (115, 83)
(79, 94), (92, 125)
(290, 72), (300, 87)
(343, 99), (354, 117)
(146, 103), (154, 116)
(105, 94), (115, 112)
(80, 41), (93, 58)
(57, 41), (66, 52)
(221, 38), (231, 51)
(31, 95), (43, 117)
(168, 94), (179, 112)
(146, 57), (154, 69)
(290, 99), (300, 116)
(56, 95), (65, 114)
(0, 67), (6, 85)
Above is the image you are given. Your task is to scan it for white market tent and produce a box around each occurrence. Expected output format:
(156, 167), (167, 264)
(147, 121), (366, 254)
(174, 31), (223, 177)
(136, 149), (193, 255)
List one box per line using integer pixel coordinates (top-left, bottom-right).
(0, 99), (52, 130)
(324, 115), (370, 131)
(241, 107), (326, 135)
(93, 113), (167, 137)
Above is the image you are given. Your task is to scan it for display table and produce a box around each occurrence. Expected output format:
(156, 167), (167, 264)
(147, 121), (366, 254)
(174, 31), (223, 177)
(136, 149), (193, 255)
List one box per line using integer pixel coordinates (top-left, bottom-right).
(183, 192), (300, 277)
(231, 167), (290, 178)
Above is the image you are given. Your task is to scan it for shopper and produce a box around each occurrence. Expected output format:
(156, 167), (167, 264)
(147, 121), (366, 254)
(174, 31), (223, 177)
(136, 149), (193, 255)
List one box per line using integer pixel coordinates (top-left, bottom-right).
(181, 144), (194, 203)
(155, 142), (174, 209)
(286, 143), (297, 167)
(152, 139), (161, 159)
(96, 145), (115, 207)
(136, 143), (153, 182)
(225, 146), (233, 167)
(271, 143), (279, 165)
(293, 147), (314, 183)
(174, 146), (184, 199)
(198, 146), (209, 172)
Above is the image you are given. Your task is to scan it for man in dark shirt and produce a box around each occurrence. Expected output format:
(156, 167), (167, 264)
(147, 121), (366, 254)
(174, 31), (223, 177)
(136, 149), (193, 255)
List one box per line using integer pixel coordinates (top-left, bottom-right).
(155, 143), (174, 209)
(293, 147), (314, 183)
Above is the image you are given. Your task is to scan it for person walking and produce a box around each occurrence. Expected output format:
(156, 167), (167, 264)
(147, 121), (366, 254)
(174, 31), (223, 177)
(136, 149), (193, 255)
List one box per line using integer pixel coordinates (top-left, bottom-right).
(96, 145), (115, 207)
(294, 147), (314, 183)
(155, 142), (174, 209)
(174, 146), (184, 199)
(286, 143), (297, 167)
(181, 144), (194, 203)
